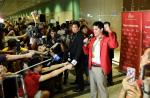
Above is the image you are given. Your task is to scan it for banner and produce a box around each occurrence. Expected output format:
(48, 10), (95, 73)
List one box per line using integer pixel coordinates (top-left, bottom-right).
(120, 12), (142, 76)
(142, 11), (150, 54)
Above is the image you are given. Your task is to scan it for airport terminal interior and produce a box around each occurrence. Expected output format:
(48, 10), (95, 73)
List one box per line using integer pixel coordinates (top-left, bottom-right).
(0, 0), (150, 98)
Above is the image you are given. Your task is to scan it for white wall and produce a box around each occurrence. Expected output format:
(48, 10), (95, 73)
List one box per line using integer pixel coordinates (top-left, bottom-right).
(80, 0), (123, 50)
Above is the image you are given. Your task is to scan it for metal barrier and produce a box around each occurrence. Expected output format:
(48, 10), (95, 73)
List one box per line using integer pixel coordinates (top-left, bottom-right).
(0, 74), (27, 98)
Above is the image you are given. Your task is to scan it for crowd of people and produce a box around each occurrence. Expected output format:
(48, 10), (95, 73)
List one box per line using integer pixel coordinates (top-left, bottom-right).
(0, 16), (149, 98)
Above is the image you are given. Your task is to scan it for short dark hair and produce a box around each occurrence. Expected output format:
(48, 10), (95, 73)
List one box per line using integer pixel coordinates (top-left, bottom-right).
(51, 27), (58, 33)
(60, 23), (67, 29)
(7, 39), (17, 49)
(28, 55), (42, 70)
(72, 21), (80, 28)
(93, 21), (104, 29)
(104, 21), (111, 27)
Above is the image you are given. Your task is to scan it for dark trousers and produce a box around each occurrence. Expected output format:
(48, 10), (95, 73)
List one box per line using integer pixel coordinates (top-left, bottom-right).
(107, 59), (113, 83)
(75, 61), (84, 90)
(63, 70), (69, 84)
(107, 69), (112, 83)
(83, 55), (89, 77)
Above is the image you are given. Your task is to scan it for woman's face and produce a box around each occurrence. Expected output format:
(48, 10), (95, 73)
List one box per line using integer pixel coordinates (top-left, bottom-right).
(50, 31), (56, 38)
(82, 27), (88, 34)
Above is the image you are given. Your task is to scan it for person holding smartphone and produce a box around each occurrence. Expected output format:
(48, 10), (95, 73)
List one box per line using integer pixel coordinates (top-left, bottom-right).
(118, 48), (150, 98)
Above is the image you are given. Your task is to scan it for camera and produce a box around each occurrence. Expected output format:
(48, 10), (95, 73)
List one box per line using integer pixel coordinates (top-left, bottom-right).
(0, 23), (5, 34)
(26, 25), (42, 38)
(0, 23), (5, 29)
(41, 36), (47, 45)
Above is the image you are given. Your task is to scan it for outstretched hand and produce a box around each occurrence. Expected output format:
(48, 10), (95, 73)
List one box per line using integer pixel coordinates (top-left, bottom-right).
(83, 38), (89, 45)
(122, 77), (134, 91)
(122, 77), (142, 98)
(65, 63), (73, 70)
(127, 82), (141, 98)
(25, 50), (36, 58)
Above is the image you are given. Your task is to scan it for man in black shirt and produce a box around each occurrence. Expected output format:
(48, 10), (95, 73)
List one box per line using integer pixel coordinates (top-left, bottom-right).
(67, 21), (85, 92)
(104, 21), (117, 86)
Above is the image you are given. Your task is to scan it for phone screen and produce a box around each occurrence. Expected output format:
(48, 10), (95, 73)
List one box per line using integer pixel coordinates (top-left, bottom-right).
(127, 67), (136, 82)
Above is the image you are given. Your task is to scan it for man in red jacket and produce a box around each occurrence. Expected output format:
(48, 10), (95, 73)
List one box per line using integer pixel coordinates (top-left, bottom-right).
(83, 21), (118, 98)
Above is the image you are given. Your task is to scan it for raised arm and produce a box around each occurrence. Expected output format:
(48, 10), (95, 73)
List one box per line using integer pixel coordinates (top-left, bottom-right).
(6, 51), (35, 61)
(42, 62), (68, 73)
(39, 64), (72, 82)
(108, 32), (118, 49)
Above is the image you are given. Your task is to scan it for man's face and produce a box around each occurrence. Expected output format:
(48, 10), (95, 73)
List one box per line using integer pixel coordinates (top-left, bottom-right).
(104, 24), (110, 32)
(38, 45), (46, 52)
(72, 24), (79, 33)
(140, 49), (150, 69)
(93, 26), (102, 37)
(35, 65), (43, 72)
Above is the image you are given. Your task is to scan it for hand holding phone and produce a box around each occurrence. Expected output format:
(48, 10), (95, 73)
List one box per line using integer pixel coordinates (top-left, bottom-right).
(127, 67), (136, 83)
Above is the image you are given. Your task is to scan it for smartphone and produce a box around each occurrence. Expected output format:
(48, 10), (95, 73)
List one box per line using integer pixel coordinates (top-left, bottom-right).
(127, 67), (136, 82)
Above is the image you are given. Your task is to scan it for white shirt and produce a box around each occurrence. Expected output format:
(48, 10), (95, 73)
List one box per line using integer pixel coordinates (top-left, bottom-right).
(92, 38), (101, 64)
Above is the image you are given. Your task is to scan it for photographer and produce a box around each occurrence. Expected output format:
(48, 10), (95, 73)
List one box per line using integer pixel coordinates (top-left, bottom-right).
(2, 38), (28, 72)
(37, 31), (66, 93)
(2, 38), (28, 54)
(16, 23), (43, 50)
(119, 48), (150, 98)
(5, 22), (45, 50)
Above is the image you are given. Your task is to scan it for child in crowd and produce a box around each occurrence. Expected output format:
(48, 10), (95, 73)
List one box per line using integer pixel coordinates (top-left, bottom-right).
(23, 55), (72, 98)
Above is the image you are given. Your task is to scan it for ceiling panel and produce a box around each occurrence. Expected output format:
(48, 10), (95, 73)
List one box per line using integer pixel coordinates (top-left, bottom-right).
(0, 0), (49, 17)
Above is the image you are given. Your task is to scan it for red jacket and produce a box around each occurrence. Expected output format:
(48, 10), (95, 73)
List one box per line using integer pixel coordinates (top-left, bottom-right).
(83, 32), (118, 75)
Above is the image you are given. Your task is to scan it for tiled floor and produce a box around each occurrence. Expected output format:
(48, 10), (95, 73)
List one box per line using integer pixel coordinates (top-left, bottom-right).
(53, 51), (125, 98)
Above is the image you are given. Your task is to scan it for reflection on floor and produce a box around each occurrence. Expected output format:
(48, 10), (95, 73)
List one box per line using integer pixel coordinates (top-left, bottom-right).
(112, 50), (120, 65)
(53, 50), (124, 98)
(54, 67), (125, 98)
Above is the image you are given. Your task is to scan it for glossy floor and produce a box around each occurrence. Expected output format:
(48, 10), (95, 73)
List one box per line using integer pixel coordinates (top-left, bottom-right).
(54, 51), (125, 98)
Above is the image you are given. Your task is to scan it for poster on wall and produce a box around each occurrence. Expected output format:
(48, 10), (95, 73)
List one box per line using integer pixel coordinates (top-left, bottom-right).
(119, 12), (142, 76)
(142, 11), (150, 54)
